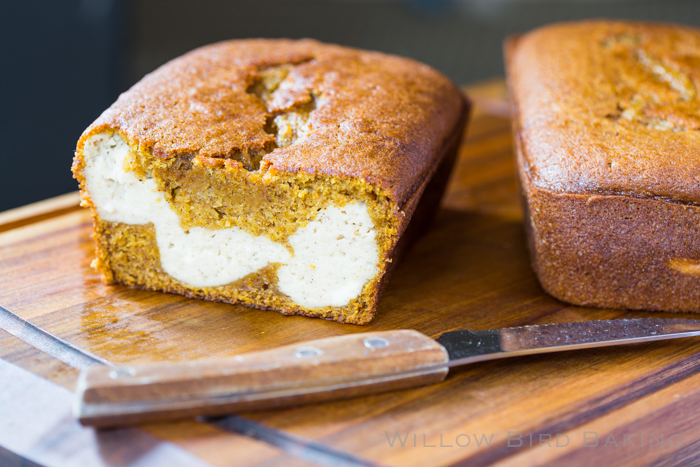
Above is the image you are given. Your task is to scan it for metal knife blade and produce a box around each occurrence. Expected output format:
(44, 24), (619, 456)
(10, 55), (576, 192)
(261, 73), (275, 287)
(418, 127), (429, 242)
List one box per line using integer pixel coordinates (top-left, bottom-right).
(436, 318), (700, 367)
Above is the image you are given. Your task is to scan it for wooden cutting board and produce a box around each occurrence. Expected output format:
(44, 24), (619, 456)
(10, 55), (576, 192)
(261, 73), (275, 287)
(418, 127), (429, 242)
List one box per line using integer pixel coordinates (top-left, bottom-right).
(2, 80), (700, 467)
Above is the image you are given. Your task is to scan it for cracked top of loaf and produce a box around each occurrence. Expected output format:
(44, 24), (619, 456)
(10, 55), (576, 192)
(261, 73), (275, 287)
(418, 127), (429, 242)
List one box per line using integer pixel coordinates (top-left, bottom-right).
(508, 21), (700, 204)
(77, 39), (465, 206)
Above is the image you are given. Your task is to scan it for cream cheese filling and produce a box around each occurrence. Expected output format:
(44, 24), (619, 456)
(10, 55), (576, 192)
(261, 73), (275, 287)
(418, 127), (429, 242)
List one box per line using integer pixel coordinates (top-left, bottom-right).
(81, 133), (380, 308)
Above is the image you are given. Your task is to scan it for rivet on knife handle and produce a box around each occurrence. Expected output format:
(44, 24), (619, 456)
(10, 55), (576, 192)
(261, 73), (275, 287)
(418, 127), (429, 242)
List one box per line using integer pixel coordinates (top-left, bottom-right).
(73, 330), (449, 428)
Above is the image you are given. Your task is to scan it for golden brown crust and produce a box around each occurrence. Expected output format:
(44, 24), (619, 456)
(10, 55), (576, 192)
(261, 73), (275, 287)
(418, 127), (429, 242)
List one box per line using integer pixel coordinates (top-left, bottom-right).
(77, 39), (464, 207)
(522, 184), (700, 312)
(510, 21), (700, 205)
(507, 21), (700, 312)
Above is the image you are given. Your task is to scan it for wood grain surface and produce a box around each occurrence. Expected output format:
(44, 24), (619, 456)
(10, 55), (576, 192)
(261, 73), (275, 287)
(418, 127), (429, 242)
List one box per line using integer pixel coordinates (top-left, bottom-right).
(2, 79), (700, 467)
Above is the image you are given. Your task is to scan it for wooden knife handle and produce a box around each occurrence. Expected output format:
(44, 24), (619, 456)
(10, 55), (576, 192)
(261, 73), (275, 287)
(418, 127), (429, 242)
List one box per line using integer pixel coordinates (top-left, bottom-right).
(74, 330), (449, 428)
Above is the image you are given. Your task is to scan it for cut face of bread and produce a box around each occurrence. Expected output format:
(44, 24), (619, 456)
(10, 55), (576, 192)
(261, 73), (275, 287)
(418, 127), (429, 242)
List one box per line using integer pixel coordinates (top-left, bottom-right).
(73, 39), (468, 324)
(83, 131), (380, 308)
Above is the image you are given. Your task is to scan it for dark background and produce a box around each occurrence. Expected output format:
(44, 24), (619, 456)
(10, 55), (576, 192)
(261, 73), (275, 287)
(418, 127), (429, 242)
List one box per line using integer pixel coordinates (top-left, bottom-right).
(2, 0), (699, 211)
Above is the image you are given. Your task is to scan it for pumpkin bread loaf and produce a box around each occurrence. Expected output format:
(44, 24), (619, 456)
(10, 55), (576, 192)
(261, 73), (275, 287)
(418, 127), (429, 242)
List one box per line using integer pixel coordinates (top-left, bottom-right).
(507, 21), (700, 313)
(73, 39), (469, 324)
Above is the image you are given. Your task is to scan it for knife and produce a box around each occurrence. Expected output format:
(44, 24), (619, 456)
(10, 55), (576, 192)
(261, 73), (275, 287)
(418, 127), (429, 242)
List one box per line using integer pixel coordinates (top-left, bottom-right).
(74, 318), (700, 428)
